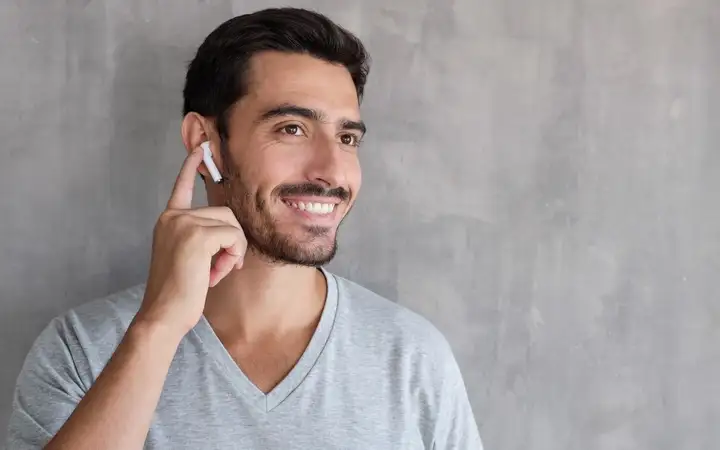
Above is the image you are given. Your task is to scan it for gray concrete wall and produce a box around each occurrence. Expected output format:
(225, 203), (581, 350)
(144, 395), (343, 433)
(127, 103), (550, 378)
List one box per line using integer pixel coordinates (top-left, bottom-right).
(1, 1), (718, 448)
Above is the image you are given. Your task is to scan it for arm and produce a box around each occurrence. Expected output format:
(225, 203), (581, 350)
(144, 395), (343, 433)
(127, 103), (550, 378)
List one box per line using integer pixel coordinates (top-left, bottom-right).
(6, 319), (181, 450)
(45, 320), (182, 450)
(7, 146), (246, 450)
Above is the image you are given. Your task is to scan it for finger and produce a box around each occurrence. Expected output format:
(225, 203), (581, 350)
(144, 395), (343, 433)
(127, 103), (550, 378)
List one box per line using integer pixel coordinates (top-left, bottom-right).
(203, 226), (248, 261)
(209, 249), (242, 287)
(181, 216), (233, 228)
(206, 227), (247, 287)
(187, 206), (242, 229)
(167, 146), (204, 210)
(234, 257), (244, 270)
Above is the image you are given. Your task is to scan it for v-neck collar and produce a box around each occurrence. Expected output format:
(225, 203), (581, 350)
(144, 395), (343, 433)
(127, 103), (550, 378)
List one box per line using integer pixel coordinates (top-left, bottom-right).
(191, 267), (339, 413)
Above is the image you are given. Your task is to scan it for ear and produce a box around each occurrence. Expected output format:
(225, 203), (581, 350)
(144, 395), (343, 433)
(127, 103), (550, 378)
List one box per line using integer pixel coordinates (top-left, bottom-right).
(180, 112), (223, 179)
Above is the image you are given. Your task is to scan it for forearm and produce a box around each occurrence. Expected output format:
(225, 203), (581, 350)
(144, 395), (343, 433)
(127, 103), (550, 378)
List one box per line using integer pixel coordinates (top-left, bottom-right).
(45, 320), (182, 450)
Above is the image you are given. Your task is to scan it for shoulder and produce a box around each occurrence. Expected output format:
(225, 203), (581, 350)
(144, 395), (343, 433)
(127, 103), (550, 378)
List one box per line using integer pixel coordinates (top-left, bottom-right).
(330, 272), (458, 374)
(329, 273), (483, 447)
(59, 283), (145, 336)
(26, 284), (145, 385)
(7, 286), (146, 447)
(49, 283), (145, 352)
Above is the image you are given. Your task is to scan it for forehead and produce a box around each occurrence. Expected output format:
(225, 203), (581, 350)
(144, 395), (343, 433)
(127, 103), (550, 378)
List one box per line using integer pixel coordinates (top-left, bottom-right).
(241, 51), (361, 119)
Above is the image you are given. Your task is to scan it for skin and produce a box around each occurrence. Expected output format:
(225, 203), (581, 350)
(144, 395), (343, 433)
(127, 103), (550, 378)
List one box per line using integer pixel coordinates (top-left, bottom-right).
(184, 51), (365, 389)
(45, 51), (365, 449)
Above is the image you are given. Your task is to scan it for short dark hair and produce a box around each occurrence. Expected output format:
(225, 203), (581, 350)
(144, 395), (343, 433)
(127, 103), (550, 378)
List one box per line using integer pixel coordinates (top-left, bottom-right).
(182, 7), (371, 140)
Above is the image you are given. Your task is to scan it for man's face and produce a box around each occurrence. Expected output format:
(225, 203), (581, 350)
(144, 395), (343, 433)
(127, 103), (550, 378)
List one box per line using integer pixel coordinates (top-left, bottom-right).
(220, 51), (364, 266)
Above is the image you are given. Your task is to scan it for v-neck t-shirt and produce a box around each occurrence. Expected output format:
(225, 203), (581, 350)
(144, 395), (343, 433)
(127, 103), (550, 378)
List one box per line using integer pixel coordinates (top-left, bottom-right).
(6, 269), (483, 449)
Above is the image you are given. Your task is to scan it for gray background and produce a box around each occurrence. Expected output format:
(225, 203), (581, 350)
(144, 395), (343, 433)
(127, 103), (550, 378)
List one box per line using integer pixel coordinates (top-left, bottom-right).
(1, 0), (718, 448)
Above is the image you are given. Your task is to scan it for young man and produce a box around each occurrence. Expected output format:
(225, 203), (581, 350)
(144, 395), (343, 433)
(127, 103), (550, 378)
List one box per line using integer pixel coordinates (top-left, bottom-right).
(6, 8), (482, 449)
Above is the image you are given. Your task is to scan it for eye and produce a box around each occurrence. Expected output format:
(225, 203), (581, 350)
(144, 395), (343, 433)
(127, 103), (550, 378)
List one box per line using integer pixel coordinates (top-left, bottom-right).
(340, 133), (361, 147)
(279, 124), (305, 136)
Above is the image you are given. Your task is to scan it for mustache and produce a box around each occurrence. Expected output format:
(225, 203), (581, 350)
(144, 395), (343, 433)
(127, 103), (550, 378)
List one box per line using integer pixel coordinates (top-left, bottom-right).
(275, 183), (350, 201)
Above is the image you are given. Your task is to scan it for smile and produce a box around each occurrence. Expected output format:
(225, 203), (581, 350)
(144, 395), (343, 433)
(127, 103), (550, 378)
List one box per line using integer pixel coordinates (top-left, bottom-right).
(282, 200), (336, 215)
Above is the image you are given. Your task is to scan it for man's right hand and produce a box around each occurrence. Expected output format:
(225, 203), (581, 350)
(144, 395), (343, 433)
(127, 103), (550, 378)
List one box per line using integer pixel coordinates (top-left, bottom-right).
(39, 146), (246, 450)
(135, 145), (247, 338)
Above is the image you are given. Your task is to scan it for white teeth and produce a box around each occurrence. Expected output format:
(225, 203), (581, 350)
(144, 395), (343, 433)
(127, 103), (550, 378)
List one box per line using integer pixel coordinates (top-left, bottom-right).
(284, 200), (336, 215)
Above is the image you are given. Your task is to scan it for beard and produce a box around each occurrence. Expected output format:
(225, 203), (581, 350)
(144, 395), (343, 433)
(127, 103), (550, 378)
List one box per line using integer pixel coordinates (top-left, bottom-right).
(220, 153), (348, 267)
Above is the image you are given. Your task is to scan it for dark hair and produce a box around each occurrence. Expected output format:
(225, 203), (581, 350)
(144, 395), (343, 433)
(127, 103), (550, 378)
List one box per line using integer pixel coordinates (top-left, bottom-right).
(182, 7), (371, 140)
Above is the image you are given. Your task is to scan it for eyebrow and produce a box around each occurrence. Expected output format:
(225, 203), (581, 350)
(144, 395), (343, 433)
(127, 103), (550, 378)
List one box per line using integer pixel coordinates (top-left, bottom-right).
(257, 103), (367, 135)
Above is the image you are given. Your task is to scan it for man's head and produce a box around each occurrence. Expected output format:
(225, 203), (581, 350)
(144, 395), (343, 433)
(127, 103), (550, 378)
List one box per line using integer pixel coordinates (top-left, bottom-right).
(181, 8), (370, 267)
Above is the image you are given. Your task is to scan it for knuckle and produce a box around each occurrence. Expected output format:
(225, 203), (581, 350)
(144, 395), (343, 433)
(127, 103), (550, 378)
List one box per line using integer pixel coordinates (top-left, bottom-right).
(157, 210), (174, 225)
(174, 213), (193, 227)
(162, 213), (196, 238)
(184, 222), (204, 242)
(154, 211), (174, 235)
(179, 226), (206, 253)
(167, 215), (186, 233)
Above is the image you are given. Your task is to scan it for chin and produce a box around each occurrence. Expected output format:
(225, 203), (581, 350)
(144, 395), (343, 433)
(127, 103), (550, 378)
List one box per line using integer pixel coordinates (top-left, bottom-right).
(248, 225), (339, 267)
(275, 241), (338, 267)
(286, 229), (338, 264)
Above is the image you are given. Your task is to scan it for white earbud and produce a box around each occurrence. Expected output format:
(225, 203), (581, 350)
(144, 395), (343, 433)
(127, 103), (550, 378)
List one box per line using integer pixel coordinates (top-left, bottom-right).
(200, 141), (223, 183)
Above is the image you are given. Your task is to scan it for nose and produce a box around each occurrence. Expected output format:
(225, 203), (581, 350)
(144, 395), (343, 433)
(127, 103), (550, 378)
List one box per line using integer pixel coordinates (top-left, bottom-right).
(305, 137), (347, 189)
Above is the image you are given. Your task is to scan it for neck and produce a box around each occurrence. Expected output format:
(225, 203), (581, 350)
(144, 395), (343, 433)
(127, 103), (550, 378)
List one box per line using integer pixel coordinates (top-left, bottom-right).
(202, 252), (327, 342)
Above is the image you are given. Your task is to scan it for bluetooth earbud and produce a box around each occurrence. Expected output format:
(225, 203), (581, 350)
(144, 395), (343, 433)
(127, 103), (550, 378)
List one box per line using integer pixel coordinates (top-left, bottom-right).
(200, 141), (223, 184)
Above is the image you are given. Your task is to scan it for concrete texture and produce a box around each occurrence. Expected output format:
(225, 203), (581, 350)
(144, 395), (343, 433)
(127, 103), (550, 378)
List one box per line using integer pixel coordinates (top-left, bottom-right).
(1, 1), (719, 448)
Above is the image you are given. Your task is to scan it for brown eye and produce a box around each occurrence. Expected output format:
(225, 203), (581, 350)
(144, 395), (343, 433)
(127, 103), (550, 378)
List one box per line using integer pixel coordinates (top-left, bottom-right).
(281, 125), (303, 136)
(340, 134), (358, 146)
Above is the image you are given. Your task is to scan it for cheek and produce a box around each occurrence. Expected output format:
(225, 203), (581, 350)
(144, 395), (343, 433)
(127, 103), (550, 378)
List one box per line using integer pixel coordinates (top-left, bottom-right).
(247, 149), (298, 188)
(347, 156), (362, 194)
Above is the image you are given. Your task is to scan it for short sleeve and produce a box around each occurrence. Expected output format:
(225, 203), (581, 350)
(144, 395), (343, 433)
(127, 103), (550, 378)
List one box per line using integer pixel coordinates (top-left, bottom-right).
(5, 317), (88, 449)
(432, 350), (484, 450)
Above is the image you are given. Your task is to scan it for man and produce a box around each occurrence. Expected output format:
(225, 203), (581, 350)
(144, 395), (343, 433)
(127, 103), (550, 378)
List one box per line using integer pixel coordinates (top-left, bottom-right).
(6, 7), (482, 449)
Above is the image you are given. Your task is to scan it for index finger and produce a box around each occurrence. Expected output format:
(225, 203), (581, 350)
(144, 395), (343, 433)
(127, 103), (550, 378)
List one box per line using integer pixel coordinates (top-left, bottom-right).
(167, 147), (204, 210)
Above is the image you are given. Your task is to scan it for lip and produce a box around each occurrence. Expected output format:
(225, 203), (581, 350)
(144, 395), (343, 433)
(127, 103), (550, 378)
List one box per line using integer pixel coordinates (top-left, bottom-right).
(280, 196), (342, 205)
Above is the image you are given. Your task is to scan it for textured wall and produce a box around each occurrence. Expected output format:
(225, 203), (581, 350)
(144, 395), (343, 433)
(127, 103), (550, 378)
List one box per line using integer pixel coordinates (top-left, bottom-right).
(2, 1), (719, 448)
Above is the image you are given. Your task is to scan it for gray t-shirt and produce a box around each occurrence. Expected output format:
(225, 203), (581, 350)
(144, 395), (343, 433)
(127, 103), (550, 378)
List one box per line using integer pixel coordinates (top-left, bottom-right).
(6, 269), (482, 449)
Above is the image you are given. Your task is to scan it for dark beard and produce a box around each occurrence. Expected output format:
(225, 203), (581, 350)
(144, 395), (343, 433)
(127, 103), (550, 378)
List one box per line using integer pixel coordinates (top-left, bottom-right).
(220, 164), (341, 267)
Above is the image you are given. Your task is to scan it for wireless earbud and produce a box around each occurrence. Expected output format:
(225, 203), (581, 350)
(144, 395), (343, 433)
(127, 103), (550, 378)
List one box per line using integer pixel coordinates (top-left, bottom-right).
(200, 141), (223, 183)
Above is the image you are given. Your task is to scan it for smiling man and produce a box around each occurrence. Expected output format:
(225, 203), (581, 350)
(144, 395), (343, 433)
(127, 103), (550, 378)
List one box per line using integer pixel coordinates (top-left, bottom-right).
(6, 7), (482, 450)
